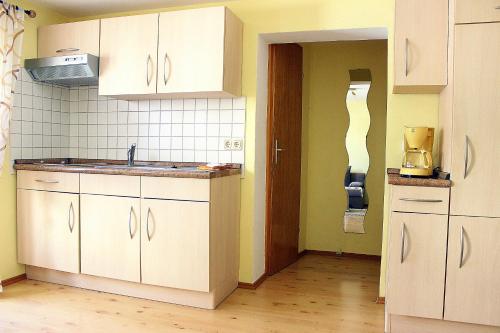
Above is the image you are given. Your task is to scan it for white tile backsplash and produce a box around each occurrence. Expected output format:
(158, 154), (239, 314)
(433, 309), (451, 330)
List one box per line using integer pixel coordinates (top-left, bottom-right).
(10, 69), (246, 164)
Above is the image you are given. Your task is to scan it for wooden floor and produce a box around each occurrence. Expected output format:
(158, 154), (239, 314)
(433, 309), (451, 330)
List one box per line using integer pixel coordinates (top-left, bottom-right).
(0, 254), (385, 332)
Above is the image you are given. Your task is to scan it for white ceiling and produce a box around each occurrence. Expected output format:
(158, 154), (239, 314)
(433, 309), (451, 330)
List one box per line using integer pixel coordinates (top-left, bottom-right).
(35, 0), (228, 17)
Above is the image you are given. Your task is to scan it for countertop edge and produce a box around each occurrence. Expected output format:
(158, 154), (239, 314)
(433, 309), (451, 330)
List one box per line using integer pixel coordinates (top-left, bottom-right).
(387, 168), (451, 188)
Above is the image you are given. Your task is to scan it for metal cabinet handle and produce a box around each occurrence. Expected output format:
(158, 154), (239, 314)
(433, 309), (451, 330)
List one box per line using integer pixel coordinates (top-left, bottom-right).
(35, 179), (59, 184)
(405, 38), (409, 77)
(146, 54), (153, 86)
(68, 202), (75, 233)
(459, 226), (465, 268)
(400, 222), (406, 263)
(56, 48), (80, 53)
(464, 135), (469, 179)
(274, 139), (285, 165)
(399, 198), (443, 203)
(163, 53), (171, 86)
(146, 208), (152, 241)
(128, 206), (134, 239)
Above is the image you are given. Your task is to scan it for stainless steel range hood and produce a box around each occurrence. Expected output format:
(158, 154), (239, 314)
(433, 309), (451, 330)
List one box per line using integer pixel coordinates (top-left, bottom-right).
(24, 54), (99, 87)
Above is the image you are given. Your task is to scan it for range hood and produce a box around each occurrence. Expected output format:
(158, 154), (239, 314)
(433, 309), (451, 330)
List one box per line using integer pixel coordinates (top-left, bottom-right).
(24, 54), (99, 87)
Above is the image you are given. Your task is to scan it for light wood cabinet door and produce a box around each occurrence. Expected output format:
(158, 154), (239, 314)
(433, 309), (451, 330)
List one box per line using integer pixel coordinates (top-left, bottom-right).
(455, 0), (500, 24)
(38, 20), (100, 57)
(450, 23), (500, 218)
(445, 216), (500, 327)
(99, 14), (158, 96)
(17, 189), (79, 273)
(157, 7), (242, 97)
(386, 212), (448, 319)
(141, 199), (210, 292)
(80, 194), (140, 282)
(393, 0), (448, 93)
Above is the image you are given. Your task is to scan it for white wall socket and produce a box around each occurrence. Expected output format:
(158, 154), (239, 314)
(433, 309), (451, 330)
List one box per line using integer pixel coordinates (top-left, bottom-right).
(232, 139), (243, 151)
(223, 139), (232, 150)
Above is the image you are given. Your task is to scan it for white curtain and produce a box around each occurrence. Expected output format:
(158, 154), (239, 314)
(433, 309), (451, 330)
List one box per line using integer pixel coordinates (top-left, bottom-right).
(0, 2), (24, 175)
(0, 2), (24, 292)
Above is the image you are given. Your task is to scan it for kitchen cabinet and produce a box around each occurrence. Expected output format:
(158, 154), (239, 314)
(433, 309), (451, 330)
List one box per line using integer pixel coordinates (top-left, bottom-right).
(80, 194), (141, 283)
(387, 212), (448, 319)
(450, 23), (500, 218)
(141, 199), (210, 291)
(17, 189), (80, 273)
(157, 7), (242, 97)
(38, 20), (100, 57)
(444, 216), (500, 327)
(455, 0), (500, 24)
(393, 0), (448, 93)
(98, 14), (159, 96)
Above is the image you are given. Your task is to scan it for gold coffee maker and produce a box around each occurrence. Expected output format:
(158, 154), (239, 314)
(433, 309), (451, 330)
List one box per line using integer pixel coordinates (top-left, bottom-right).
(400, 127), (434, 177)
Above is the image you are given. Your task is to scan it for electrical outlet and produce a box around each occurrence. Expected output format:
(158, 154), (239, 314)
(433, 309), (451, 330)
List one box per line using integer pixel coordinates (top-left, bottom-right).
(223, 139), (232, 150)
(232, 139), (243, 151)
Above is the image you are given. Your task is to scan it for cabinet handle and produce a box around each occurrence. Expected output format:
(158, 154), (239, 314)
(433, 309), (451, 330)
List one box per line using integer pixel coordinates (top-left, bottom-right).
(146, 54), (153, 86)
(495, 5), (500, 9)
(459, 226), (465, 268)
(405, 38), (409, 77)
(464, 135), (469, 179)
(35, 179), (59, 184)
(163, 53), (171, 86)
(128, 206), (134, 239)
(68, 202), (74, 233)
(400, 222), (406, 263)
(399, 198), (443, 203)
(146, 207), (152, 241)
(56, 48), (80, 53)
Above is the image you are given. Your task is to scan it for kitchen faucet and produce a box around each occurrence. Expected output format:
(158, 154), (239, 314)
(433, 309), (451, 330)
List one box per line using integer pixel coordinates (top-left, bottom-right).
(128, 143), (136, 166)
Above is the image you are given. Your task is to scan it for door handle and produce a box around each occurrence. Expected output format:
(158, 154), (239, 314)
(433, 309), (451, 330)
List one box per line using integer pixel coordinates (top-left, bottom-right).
(400, 222), (406, 263)
(274, 139), (285, 165)
(146, 207), (152, 241)
(464, 135), (469, 179)
(146, 54), (153, 86)
(163, 53), (171, 86)
(128, 206), (135, 239)
(459, 226), (465, 268)
(68, 202), (75, 233)
(404, 38), (409, 77)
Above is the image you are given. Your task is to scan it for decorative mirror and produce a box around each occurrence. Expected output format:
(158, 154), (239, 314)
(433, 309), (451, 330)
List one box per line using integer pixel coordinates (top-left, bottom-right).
(344, 69), (371, 234)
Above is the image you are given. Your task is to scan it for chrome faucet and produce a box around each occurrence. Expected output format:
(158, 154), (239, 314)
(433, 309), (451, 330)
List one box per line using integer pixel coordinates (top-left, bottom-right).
(127, 143), (136, 166)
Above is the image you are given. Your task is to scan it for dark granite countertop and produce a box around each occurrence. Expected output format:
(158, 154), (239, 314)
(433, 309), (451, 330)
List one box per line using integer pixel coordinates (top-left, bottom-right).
(14, 159), (241, 179)
(387, 168), (451, 188)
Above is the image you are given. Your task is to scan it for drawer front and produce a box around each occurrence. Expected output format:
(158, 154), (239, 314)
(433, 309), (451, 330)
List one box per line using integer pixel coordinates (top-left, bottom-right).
(391, 186), (450, 214)
(141, 177), (210, 201)
(17, 170), (79, 193)
(455, 0), (500, 24)
(80, 174), (140, 197)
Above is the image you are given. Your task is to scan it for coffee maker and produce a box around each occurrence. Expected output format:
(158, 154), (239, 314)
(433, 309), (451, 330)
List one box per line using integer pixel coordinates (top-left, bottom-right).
(400, 127), (434, 177)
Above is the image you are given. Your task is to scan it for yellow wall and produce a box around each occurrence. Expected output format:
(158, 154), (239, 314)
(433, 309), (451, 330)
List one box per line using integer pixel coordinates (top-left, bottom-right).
(0, 0), (441, 297)
(0, 0), (66, 281)
(299, 41), (387, 256)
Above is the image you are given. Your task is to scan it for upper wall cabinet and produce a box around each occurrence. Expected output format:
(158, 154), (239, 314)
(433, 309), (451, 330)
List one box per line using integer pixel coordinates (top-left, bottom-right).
(38, 20), (100, 58)
(98, 7), (243, 98)
(393, 0), (448, 94)
(455, 0), (500, 24)
(99, 14), (159, 96)
(157, 7), (243, 97)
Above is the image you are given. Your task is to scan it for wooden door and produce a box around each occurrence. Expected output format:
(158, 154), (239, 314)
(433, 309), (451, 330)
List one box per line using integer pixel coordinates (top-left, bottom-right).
(266, 43), (303, 275)
(80, 194), (140, 282)
(141, 199), (210, 292)
(386, 212), (448, 319)
(445, 216), (500, 327)
(450, 23), (500, 218)
(99, 14), (158, 96)
(157, 7), (225, 95)
(17, 189), (79, 273)
(38, 20), (100, 57)
(393, 0), (448, 93)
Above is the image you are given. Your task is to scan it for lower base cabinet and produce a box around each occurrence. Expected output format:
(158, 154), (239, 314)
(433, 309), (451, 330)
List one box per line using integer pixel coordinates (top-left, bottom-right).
(80, 194), (141, 283)
(444, 216), (500, 327)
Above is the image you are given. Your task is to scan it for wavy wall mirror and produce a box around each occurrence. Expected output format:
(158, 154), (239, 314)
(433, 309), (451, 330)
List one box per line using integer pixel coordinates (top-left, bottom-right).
(344, 69), (371, 234)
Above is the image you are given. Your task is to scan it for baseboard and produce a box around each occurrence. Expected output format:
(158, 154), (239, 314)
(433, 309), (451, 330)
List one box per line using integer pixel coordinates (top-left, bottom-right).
(238, 273), (267, 290)
(302, 249), (381, 261)
(0, 273), (27, 287)
(376, 296), (385, 304)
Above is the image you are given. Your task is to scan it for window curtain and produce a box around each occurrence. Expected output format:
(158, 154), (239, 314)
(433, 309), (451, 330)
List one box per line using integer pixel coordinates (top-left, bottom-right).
(0, 2), (24, 293)
(0, 2), (24, 176)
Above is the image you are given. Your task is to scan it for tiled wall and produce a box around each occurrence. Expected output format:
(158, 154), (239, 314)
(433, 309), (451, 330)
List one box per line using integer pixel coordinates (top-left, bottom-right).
(10, 69), (246, 164)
